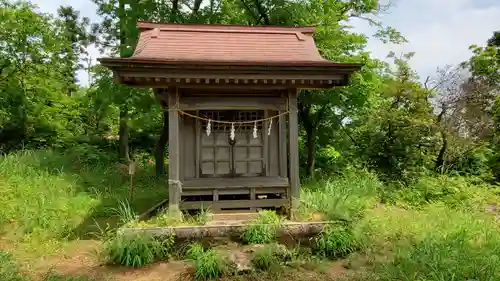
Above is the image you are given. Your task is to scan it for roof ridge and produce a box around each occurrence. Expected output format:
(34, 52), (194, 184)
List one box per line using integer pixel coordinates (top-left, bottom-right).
(137, 22), (316, 34)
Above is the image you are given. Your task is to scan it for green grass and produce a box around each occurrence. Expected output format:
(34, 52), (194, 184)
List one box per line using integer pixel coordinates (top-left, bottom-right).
(0, 251), (28, 281)
(312, 223), (359, 259)
(352, 203), (500, 280)
(0, 148), (165, 256)
(102, 233), (174, 267)
(187, 245), (229, 281)
(241, 210), (282, 244)
(299, 169), (381, 222)
(127, 207), (211, 228)
(252, 244), (298, 271)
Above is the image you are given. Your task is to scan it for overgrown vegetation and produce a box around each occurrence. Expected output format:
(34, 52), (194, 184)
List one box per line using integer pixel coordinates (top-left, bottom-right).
(101, 233), (174, 267)
(312, 223), (359, 259)
(241, 210), (282, 244)
(252, 244), (297, 271)
(185, 243), (230, 281)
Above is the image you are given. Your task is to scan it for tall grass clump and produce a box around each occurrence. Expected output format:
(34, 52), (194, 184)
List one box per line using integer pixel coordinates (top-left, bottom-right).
(102, 233), (174, 267)
(0, 251), (28, 281)
(185, 243), (229, 281)
(300, 169), (382, 222)
(312, 223), (359, 259)
(358, 204), (500, 281)
(252, 244), (297, 271)
(241, 210), (282, 244)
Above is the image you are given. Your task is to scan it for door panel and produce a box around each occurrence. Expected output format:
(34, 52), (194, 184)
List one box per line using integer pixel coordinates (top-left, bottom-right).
(199, 110), (265, 178)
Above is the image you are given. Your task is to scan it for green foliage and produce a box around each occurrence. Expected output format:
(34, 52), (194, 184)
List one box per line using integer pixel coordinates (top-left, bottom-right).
(102, 233), (174, 267)
(191, 248), (229, 281)
(358, 204), (500, 281)
(252, 246), (281, 271)
(0, 149), (164, 255)
(300, 169), (381, 222)
(186, 242), (206, 260)
(241, 211), (282, 244)
(0, 251), (28, 281)
(388, 175), (498, 211)
(352, 54), (437, 183)
(313, 224), (358, 259)
(252, 244), (296, 271)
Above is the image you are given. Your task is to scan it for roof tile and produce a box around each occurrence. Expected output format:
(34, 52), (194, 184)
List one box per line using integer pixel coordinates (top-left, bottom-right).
(132, 22), (329, 63)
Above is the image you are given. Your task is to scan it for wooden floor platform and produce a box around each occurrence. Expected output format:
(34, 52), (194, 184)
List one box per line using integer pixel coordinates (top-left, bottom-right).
(182, 176), (289, 189)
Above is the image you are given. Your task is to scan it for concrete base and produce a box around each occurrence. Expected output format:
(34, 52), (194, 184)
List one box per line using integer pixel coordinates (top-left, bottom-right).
(119, 221), (332, 239)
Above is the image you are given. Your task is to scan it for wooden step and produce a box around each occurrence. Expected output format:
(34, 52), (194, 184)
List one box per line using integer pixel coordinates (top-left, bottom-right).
(208, 212), (259, 223)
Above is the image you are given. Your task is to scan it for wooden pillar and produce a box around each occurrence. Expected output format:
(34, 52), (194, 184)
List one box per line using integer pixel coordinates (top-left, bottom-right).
(168, 87), (181, 218)
(278, 95), (288, 178)
(288, 89), (300, 213)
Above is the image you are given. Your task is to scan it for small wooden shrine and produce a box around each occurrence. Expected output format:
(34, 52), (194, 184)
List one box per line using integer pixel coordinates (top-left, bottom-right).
(99, 22), (361, 215)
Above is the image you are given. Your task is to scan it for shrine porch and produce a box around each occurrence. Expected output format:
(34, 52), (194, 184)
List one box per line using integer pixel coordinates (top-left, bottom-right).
(180, 176), (290, 210)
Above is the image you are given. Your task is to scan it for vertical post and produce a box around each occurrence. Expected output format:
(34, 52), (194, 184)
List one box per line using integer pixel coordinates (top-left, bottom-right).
(288, 89), (300, 214)
(279, 92), (288, 178)
(168, 87), (181, 218)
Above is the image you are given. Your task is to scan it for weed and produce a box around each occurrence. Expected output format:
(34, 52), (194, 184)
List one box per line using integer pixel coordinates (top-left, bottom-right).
(241, 210), (282, 244)
(102, 233), (174, 267)
(0, 251), (28, 281)
(313, 224), (358, 259)
(186, 242), (205, 260)
(127, 207), (211, 228)
(300, 169), (381, 222)
(42, 274), (94, 281)
(193, 249), (229, 281)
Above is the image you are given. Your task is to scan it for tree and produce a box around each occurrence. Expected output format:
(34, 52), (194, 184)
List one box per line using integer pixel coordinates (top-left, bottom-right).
(0, 0), (82, 151)
(351, 53), (437, 182)
(56, 6), (91, 96)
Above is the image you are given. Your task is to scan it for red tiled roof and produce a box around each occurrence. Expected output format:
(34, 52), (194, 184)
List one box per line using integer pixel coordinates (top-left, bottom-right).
(131, 22), (330, 64)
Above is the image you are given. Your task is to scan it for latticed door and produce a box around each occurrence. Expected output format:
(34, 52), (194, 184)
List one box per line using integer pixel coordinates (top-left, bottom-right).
(199, 110), (265, 177)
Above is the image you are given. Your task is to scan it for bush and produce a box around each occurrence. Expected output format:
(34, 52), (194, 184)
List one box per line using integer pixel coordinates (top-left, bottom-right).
(102, 233), (174, 267)
(241, 211), (282, 244)
(313, 224), (359, 259)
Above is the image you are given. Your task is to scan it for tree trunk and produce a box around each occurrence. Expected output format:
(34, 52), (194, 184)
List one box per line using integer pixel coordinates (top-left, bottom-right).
(155, 111), (169, 177)
(435, 130), (447, 171)
(118, 108), (130, 163)
(305, 126), (316, 180)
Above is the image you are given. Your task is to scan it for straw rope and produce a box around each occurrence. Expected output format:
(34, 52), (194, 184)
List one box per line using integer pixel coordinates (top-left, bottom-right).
(176, 109), (289, 124)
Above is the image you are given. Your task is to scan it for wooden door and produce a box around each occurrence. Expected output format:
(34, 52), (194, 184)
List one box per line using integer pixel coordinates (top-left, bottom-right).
(199, 110), (265, 178)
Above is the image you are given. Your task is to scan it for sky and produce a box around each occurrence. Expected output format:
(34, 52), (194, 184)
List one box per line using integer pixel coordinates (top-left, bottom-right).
(30, 0), (500, 85)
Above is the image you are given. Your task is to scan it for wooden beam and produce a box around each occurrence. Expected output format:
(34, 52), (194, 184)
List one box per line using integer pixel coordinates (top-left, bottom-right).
(180, 199), (288, 210)
(178, 96), (286, 110)
(168, 87), (181, 218)
(288, 89), (300, 212)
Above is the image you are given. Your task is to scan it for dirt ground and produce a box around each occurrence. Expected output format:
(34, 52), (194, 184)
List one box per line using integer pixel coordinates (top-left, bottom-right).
(23, 239), (350, 281)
